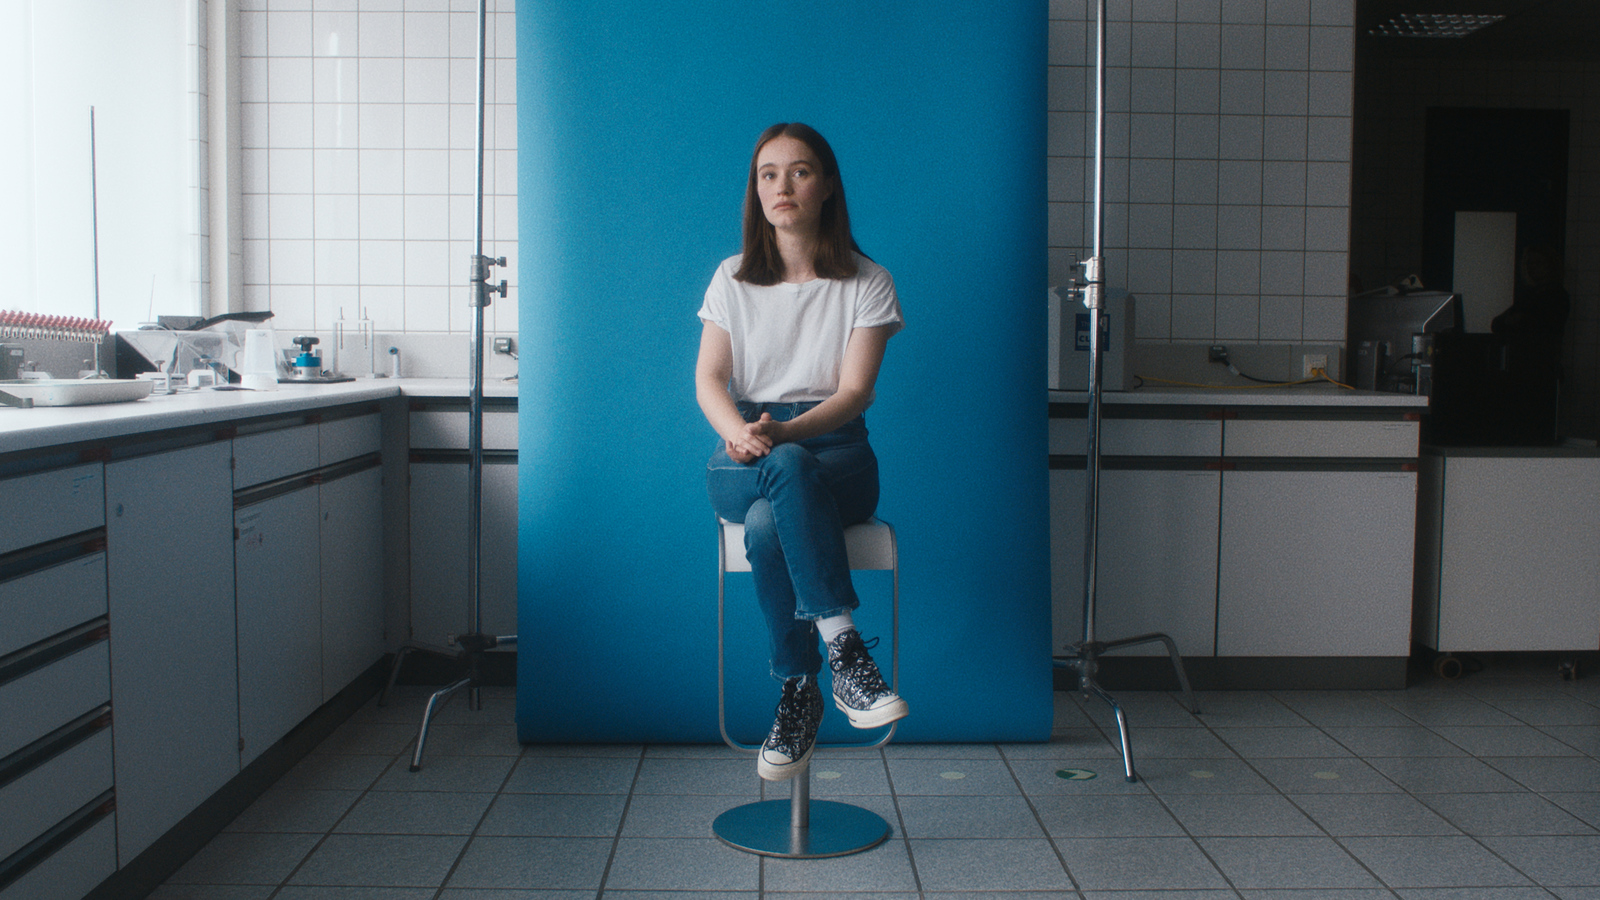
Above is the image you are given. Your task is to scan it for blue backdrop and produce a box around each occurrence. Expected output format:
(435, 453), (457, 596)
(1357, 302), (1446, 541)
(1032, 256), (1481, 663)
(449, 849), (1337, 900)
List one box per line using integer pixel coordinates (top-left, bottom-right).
(516, 1), (1053, 743)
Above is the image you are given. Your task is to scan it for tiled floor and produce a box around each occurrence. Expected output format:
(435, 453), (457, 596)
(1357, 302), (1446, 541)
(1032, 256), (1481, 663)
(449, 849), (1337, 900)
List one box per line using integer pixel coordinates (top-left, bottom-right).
(151, 657), (1600, 899)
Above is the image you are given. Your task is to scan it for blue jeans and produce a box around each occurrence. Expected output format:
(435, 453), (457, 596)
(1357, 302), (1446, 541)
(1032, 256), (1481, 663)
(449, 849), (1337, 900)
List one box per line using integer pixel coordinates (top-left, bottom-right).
(707, 401), (880, 680)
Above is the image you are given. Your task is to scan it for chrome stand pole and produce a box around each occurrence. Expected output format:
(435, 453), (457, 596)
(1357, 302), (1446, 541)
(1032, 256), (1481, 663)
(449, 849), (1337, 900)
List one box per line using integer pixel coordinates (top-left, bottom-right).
(1052, 0), (1199, 783)
(380, 0), (514, 771)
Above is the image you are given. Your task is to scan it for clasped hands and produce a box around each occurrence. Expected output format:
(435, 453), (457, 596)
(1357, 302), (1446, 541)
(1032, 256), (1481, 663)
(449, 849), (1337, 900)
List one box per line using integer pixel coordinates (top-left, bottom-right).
(725, 412), (788, 464)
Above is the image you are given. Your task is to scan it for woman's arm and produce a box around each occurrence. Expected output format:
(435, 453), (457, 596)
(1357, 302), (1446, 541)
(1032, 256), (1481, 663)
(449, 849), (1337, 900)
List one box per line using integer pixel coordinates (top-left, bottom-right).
(755, 323), (894, 445)
(695, 320), (770, 461)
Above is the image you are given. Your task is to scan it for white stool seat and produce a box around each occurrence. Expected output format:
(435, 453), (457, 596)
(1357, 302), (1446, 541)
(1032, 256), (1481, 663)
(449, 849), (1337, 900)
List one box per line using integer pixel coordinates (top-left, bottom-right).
(717, 517), (897, 573)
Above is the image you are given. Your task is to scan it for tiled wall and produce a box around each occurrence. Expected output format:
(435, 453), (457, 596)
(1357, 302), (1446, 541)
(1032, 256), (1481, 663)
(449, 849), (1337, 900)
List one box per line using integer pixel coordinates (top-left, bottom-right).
(1048, 0), (1355, 346)
(1351, 55), (1600, 439)
(240, 0), (1353, 354)
(237, 0), (518, 338)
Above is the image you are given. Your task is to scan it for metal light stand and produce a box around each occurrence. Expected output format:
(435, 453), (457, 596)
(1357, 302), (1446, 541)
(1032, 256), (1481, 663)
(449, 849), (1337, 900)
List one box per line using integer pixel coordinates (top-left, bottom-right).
(1052, 0), (1199, 783)
(378, 0), (515, 772)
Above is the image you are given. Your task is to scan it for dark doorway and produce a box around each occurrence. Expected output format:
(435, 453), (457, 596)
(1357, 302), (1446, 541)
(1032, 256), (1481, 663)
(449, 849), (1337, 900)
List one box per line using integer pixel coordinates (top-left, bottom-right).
(1421, 107), (1569, 294)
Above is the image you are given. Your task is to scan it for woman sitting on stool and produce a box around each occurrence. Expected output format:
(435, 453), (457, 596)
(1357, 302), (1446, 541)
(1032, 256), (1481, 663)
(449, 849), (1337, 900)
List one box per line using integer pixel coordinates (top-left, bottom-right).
(696, 122), (910, 782)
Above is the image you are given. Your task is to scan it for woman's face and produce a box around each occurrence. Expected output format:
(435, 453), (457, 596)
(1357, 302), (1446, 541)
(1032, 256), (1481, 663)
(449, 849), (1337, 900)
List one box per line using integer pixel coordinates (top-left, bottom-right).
(755, 135), (832, 235)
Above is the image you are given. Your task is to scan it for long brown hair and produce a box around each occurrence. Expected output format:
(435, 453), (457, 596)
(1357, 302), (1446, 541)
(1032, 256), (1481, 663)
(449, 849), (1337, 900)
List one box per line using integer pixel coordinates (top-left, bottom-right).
(734, 123), (861, 285)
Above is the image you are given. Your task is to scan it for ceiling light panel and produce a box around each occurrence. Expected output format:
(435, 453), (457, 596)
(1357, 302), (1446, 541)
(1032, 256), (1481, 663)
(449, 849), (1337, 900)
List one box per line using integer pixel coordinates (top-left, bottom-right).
(1370, 13), (1507, 37)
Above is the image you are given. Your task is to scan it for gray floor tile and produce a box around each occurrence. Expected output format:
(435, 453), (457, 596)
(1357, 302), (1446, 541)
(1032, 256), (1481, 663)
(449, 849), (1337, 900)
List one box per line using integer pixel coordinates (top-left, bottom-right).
(910, 838), (1076, 892)
(476, 791), (626, 837)
(1053, 836), (1229, 891)
(310, 721), (420, 757)
(1032, 793), (1187, 838)
(165, 831), (321, 885)
(1200, 836), (1381, 890)
(413, 723), (526, 756)
(1211, 726), (1355, 758)
(1075, 692), (1208, 729)
(1240, 890), (1398, 900)
(998, 730), (1123, 759)
(881, 743), (1005, 759)
(631, 757), (760, 795)
(1341, 835), (1534, 888)
(1487, 698), (1600, 727)
(1382, 697), (1526, 728)
(762, 838), (919, 892)
(1484, 755), (1600, 793)
(1432, 725), (1585, 757)
(799, 756), (893, 795)
(1134, 757), (1279, 795)
(1550, 792), (1600, 828)
(622, 792), (746, 837)
(334, 790), (496, 834)
(1190, 692), (1307, 727)
(1122, 726), (1238, 758)
(1322, 726), (1471, 758)
(1250, 757), (1402, 794)
(146, 887), (275, 900)
(1419, 791), (1598, 836)
(1273, 691), (1421, 727)
(1162, 793), (1322, 836)
(1480, 835), (1600, 886)
(288, 833), (469, 887)
(500, 755), (641, 794)
(885, 757), (1022, 795)
(1544, 725), (1600, 756)
(600, 837), (760, 892)
(1366, 756), (1525, 793)
(1394, 889), (1559, 900)
(444, 836), (614, 891)
(372, 753), (519, 793)
(1007, 757), (1149, 794)
(1291, 792), (1459, 837)
(224, 788), (361, 834)
(275, 753), (395, 792)
(895, 794), (1046, 839)
(273, 883), (438, 890)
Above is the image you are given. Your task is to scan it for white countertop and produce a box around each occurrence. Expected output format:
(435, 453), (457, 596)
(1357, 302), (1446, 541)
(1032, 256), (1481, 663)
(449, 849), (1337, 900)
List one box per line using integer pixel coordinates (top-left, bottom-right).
(0, 377), (517, 456)
(1049, 386), (1429, 408)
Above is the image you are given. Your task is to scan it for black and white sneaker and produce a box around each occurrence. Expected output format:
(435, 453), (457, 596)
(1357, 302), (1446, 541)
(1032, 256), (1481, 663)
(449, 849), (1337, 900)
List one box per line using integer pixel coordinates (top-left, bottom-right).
(757, 674), (823, 782)
(827, 629), (909, 729)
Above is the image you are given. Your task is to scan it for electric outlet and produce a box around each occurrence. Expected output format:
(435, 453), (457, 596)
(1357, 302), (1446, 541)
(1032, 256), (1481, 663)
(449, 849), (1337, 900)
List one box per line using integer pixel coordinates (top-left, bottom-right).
(493, 337), (515, 355)
(1302, 353), (1328, 378)
(1208, 345), (1229, 363)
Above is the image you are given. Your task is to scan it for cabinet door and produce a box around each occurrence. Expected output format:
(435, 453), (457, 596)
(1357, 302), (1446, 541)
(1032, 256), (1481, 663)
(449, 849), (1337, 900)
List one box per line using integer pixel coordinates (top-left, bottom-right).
(1051, 467), (1221, 657)
(235, 489), (323, 765)
(1217, 470), (1416, 657)
(320, 467), (385, 700)
(105, 442), (239, 866)
(409, 460), (518, 646)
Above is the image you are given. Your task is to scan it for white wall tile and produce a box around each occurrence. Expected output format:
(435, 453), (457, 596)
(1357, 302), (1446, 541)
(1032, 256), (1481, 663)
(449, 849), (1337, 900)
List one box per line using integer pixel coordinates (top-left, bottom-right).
(269, 194), (314, 240)
(358, 57), (405, 103)
(268, 57), (314, 102)
(267, 11), (312, 57)
(359, 194), (405, 239)
(270, 284), (316, 332)
(314, 239), (360, 286)
(314, 194), (359, 240)
(405, 11), (450, 57)
(1258, 295), (1302, 340)
(405, 284), (450, 332)
(403, 57), (451, 104)
(268, 148), (315, 193)
(1171, 295), (1217, 339)
(1259, 249), (1304, 293)
(405, 194), (450, 240)
(1215, 294), (1260, 339)
(1264, 25), (1308, 70)
(1220, 70), (1265, 115)
(1301, 295), (1346, 341)
(404, 149), (450, 194)
(1135, 293), (1172, 340)
(268, 103), (315, 148)
(313, 102), (357, 149)
(359, 11), (404, 57)
(1218, 115), (1263, 158)
(1264, 71), (1307, 116)
(1308, 26), (1351, 71)
(1261, 160), (1306, 205)
(270, 239), (314, 284)
(313, 57), (358, 103)
(1219, 24), (1264, 67)
(1260, 205), (1304, 250)
(1172, 250), (1217, 292)
(358, 148), (404, 194)
(1263, 115), (1307, 160)
(359, 240), (406, 286)
(404, 102), (450, 149)
(1217, 159), (1262, 203)
(1215, 249), (1259, 293)
(313, 148), (359, 193)
(1176, 22), (1219, 67)
(1302, 251), (1346, 295)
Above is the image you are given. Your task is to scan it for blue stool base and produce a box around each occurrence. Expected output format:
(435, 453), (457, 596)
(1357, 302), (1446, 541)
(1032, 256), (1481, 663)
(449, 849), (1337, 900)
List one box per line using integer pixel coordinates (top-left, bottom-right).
(713, 799), (889, 858)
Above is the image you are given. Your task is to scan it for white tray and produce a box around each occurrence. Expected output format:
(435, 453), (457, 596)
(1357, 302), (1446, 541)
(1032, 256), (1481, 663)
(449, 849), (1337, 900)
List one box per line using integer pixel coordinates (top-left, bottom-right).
(0, 379), (155, 407)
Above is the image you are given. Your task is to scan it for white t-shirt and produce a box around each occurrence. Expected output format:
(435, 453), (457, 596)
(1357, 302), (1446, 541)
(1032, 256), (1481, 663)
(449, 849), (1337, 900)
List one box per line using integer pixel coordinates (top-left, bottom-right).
(698, 253), (904, 404)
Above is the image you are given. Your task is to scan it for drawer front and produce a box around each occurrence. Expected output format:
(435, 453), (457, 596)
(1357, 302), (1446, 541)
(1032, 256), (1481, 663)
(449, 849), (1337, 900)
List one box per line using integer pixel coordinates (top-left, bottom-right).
(0, 555), (108, 659)
(234, 424), (320, 489)
(1224, 419), (1420, 458)
(0, 729), (113, 863)
(410, 410), (517, 450)
(1049, 417), (1222, 457)
(0, 643), (110, 760)
(0, 812), (116, 900)
(321, 413), (382, 466)
(0, 466), (103, 556)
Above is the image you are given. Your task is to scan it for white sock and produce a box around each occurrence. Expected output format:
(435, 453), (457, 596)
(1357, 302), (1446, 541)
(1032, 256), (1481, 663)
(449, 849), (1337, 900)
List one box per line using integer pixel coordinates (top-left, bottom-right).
(817, 613), (856, 646)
